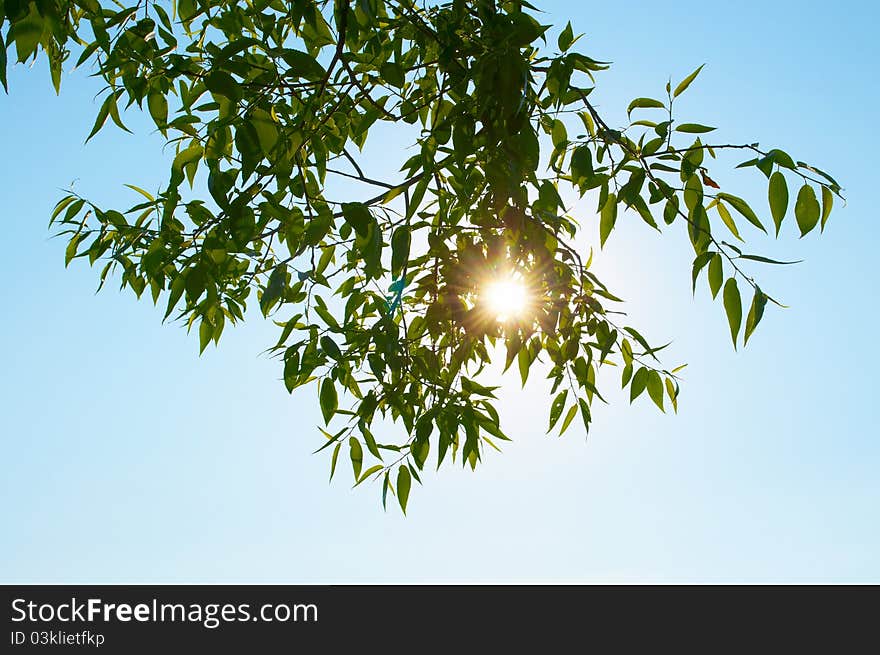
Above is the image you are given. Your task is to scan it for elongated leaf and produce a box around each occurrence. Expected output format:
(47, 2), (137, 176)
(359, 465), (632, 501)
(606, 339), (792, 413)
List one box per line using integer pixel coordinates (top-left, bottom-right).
(558, 21), (574, 51)
(329, 442), (341, 482)
(341, 202), (373, 237)
(548, 390), (568, 431)
(170, 144), (203, 188)
(198, 317), (212, 354)
(737, 254), (802, 265)
(768, 171), (788, 235)
(708, 253), (723, 299)
(691, 251), (714, 294)
(86, 94), (113, 142)
(630, 367), (648, 402)
(391, 226), (411, 275)
(675, 123), (715, 134)
(665, 378), (678, 413)
(673, 64), (705, 98)
(627, 97), (665, 116)
(820, 186), (834, 231)
(356, 464), (384, 486)
(559, 404), (578, 435)
(715, 202), (742, 241)
(0, 36), (7, 92)
(281, 49), (326, 82)
(124, 184), (155, 202)
(205, 70), (241, 102)
(646, 370), (664, 412)
(722, 278), (742, 349)
(320, 378), (338, 425)
(349, 437), (363, 480)
(397, 465), (411, 514)
(518, 347), (530, 387)
(717, 193), (766, 233)
(599, 193), (617, 247)
(794, 184), (820, 236)
(744, 287), (767, 346)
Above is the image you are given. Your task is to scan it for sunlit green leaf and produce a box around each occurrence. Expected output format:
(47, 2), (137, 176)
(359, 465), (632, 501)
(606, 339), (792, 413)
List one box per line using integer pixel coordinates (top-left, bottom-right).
(320, 378), (338, 425)
(600, 193), (617, 247)
(723, 278), (742, 349)
(768, 171), (788, 236)
(794, 184), (820, 236)
(673, 64), (705, 98)
(397, 465), (411, 514)
(717, 193), (766, 233)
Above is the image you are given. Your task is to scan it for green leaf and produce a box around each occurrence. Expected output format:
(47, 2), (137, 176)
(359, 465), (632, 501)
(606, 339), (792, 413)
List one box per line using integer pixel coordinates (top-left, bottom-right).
(820, 186), (834, 231)
(717, 193), (766, 233)
(0, 37), (7, 92)
(767, 149), (796, 170)
(164, 275), (186, 320)
(794, 184), (820, 236)
(548, 389), (568, 432)
(361, 424), (382, 460)
(320, 335), (342, 360)
(320, 378), (338, 425)
(737, 254), (802, 265)
(170, 144), (203, 188)
(599, 193), (617, 247)
(49, 196), (76, 225)
(627, 98), (665, 117)
(578, 398), (592, 432)
(349, 437), (363, 480)
(105, 91), (131, 133)
(559, 404), (578, 435)
(146, 89), (167, 130)
(558, 21), (574, 51)
(768, 171), (788, 236)
(250, 109), (279, 154)
(675, 123), (715, 134)
(329, 442), (341, 482)
(665, 378), (678, 413)
(673, 64), (705, 98)
(744, 287), (767, 346)
(570, 145), (593, 182)
(630, 367), (648, 402)
(356, 464), (384, 486)
(12, 4), (43, 63)
(517, 347), (531, 387)
(707, 253), (723, 299)
(341, 202), (373, 237)
(391, 226), (411, 276)
(380, 62), (405, 88)
(205, 70), (241, 102)
(86, 94), (114, 142)
(646, 370), (665, 412)
(281, 49), (327, 82)
(124, 184), (155, 202)
(691, 251), (714, 294)
(198, 317), (212, 354)
(715, 201), (742, 241)
(722, 278), (742, 349)
(397, 465), (411, 514)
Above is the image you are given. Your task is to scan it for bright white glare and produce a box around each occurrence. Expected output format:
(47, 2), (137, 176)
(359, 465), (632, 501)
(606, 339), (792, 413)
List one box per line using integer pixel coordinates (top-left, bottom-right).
(483, 276), (529, 322)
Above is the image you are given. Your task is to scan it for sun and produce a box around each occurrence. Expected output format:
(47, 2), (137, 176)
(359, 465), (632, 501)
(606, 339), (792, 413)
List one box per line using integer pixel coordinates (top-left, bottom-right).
(482, 274), (530, 323)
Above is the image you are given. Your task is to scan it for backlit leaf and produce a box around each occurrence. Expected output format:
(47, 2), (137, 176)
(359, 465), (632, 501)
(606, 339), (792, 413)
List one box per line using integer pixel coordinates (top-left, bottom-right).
(723, 278), (742, 349)
(794, 184), (820, 236)
(768, 171), (788, 235)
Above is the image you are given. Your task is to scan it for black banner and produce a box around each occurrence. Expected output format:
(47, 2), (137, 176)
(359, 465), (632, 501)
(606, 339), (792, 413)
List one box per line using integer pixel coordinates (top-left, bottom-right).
(2, 585), (877, 651)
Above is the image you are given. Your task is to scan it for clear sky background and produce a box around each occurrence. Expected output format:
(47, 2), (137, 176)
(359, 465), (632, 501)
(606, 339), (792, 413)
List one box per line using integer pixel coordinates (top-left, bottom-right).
(2, 0), (878, 583)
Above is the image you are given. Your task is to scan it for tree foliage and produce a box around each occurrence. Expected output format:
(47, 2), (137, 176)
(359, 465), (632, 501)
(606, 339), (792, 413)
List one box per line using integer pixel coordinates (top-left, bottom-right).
(2, 0), (842, 512)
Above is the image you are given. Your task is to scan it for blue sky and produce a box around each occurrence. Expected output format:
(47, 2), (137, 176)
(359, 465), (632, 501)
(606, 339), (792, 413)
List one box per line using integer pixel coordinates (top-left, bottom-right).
(2, 0), (878, 583)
